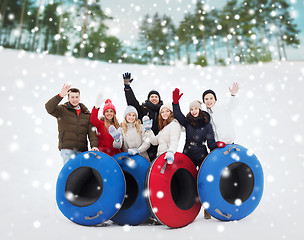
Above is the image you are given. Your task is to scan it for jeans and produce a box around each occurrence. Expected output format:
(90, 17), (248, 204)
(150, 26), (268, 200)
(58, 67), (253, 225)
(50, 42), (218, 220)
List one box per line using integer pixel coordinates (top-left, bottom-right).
(60, 149), (81, 165)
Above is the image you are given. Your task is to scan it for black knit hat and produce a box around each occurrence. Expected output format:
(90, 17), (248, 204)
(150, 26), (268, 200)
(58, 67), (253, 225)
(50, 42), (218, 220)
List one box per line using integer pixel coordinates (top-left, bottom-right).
(202, 89), (217, 103)
(147, 90), (161, 101)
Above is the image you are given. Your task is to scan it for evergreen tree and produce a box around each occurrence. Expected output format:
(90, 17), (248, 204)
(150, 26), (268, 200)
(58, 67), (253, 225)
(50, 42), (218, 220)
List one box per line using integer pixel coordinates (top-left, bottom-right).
(0, 0), (21, 47)
(267, 0), (300, 60)
(208, 8), (221, 65)
(177, 13), (194, 64)
(74, 0), (110, 58)
(219, 0), (240, 64)
(192, 0), (213, 65)
(41, 2), (60, 52)
(139, 13), (175, 65)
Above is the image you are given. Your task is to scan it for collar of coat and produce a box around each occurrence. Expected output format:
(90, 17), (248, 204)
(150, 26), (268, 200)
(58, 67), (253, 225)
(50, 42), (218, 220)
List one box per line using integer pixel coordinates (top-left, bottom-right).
(142, 100), (163, 112)
(63, 102), (90, 114)
(185, 110), (210, 127)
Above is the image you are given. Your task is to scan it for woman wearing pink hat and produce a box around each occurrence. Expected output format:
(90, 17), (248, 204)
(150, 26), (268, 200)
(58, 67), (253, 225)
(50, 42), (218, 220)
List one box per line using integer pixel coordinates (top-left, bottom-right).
(90, 94), (121, 156)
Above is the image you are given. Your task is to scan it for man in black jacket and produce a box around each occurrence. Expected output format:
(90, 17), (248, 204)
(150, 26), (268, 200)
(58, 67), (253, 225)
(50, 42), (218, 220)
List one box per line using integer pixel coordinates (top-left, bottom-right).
(123, 72), (163, 161)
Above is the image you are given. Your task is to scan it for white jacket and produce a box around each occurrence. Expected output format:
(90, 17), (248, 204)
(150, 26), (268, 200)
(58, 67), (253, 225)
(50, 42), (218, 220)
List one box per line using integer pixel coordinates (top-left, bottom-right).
(205, 96), (239, 144)
(145, 119), (182, 157)
(113, 123), (150, 160)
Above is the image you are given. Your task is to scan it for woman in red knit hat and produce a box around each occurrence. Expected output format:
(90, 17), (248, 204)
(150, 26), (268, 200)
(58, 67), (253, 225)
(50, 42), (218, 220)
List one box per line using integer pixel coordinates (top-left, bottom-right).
(90, 93), (121, 156)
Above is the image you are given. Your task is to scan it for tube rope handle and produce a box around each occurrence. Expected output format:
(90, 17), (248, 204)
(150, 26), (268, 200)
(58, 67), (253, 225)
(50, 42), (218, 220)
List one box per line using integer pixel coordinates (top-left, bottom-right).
(160, 161), (167, 174)
(85, 210), (103, 220)
(118, 156), (135, 162)
(223, 147), (240, 155)
(86, 151), (101, 159)
(215, 209), (232, 219)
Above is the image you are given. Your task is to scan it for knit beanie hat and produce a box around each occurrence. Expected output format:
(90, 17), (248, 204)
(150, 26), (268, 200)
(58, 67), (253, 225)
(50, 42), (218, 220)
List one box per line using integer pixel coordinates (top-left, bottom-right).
(189, 100), (202, 111)
(202, 89), (217, 103)
(147, 90), (161, 101)
(159, 103), (173, 113)
(124, 106), (138, 119)
(103, 99), (116, 115)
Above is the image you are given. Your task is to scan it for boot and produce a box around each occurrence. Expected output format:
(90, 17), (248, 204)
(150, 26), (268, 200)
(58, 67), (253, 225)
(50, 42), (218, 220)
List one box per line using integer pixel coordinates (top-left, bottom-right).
(204, 210), (211, 220)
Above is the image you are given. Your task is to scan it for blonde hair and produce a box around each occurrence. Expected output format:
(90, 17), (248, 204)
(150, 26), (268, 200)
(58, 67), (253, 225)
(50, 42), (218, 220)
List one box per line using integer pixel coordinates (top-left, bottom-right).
(100, 114), (120, 132)
(121, 119), (142, 135)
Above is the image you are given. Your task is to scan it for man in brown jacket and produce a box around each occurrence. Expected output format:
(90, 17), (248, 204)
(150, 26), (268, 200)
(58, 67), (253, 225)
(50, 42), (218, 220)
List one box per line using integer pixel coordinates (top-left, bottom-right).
(45, 84), (99, 164)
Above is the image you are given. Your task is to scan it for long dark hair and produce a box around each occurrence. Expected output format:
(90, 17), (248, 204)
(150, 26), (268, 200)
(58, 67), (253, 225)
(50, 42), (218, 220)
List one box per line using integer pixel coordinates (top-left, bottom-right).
(186, 109), (208, 127)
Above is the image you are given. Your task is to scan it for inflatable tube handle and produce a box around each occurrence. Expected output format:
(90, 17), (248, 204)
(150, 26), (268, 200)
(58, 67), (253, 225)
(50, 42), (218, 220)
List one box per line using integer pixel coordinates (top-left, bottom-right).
(223, 147), (240, 155)
(86, 151), (102, 159)
(160, 162), (167, 174)
(85, 210), (103, 220)
(118, 156), (135, 162)
(215, 208), (232, 219)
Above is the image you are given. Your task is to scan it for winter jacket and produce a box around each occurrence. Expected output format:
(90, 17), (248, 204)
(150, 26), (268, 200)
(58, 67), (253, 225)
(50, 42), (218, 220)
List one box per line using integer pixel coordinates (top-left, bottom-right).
(145, 118), (182, 157)
(90, 107), (121, 156)
(113, 123), (150, 160)
(124, 85), (163, 135)
(173, 103), (217, 167)
(205, 96), (239, 144)
(45, 95), (98, 152)
(124, 85), (163, 160)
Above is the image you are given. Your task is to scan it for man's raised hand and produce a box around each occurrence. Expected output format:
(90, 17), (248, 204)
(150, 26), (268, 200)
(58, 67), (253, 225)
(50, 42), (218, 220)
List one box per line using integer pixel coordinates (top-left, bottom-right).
(229, 82), (240, 96)
(59, 83), (71, 97)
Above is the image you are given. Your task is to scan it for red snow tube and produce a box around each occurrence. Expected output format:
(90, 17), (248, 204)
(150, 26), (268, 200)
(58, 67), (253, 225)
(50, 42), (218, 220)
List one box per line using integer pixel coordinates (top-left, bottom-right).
(145, 152), (201, 228)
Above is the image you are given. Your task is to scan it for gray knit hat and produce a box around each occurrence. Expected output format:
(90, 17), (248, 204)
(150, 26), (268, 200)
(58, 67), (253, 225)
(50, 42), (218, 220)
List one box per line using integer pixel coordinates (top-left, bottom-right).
(189, 100), (202, 111)
(159, 103), (173, 113)
(123, 106), (138, 119)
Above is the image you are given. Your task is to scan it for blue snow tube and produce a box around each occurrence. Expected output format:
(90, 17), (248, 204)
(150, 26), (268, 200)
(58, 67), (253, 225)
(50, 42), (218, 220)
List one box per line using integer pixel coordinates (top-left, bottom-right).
(111, 152), (151, 225)
(197, 144), (264, 221)
(56, 151), (126, 225)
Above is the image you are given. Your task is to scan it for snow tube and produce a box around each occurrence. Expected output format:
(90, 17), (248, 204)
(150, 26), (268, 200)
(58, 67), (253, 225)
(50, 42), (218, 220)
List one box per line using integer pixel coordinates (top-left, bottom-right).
(197, 144), (264, 221)
(56, 151), (126, 225)
(145, 152), (201, 228)
(111, 152), (151, 225)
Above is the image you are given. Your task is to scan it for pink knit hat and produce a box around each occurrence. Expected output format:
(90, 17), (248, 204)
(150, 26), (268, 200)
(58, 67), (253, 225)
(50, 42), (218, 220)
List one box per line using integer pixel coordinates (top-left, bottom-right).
(103, 99), (116, 115)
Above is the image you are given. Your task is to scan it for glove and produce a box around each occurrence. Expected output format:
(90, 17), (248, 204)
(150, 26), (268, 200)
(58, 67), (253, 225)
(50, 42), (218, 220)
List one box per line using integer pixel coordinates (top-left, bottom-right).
(123, 72), (134, 85)
(217, 141), (226, 148)
(172, 88), (183, 104)
(109, 125), (120, 142)
(142, 115), (153, 131)
(128, 148), (139, 155)
(164, 151), (174, 164)
(95, 93), (104, 108)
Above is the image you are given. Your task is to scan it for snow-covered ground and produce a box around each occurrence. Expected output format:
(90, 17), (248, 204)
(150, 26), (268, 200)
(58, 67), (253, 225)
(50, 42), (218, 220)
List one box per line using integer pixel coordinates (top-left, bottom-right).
(1, 48), (303, 239)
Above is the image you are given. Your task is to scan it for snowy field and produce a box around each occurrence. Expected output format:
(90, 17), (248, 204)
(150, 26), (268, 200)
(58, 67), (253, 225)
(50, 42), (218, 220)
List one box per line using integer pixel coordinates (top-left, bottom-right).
(0, 48), (304, 240)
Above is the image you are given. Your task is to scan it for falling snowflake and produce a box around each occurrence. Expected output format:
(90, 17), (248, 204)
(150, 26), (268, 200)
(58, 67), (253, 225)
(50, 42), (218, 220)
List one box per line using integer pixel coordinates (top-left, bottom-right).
(206, 174), (214, 182)
(33, 221), (41, 228)
(156, 191), (164, 199)
(1, 171), (10, 181)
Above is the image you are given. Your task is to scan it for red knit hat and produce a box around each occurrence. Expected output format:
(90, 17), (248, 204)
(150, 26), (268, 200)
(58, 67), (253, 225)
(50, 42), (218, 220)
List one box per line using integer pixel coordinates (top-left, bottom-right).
(103, 99), (116, 115)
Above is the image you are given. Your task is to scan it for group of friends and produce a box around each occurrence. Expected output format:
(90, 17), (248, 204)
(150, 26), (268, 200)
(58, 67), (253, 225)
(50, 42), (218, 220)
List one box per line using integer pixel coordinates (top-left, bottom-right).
(45, 72), (240, 219)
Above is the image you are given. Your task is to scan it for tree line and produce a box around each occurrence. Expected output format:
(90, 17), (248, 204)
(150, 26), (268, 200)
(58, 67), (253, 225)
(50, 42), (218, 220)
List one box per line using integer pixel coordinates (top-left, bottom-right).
(0, 0), (300, 66)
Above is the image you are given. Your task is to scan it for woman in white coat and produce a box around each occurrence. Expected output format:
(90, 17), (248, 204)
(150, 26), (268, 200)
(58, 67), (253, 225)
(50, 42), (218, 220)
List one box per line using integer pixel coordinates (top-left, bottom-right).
(143, 103), (182, 164)
(109, 106), (150, 161)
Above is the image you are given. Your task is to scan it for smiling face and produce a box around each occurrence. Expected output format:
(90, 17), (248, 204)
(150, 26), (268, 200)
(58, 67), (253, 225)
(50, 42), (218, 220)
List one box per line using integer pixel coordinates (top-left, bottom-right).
(190, 107), (200, 117)
(126, 112), (136, 123)
(160, 108), (172, 120)
(104, 109), (114, 121)
(68, 92), (80, 107)
(204, 93), (216, 109)
(149, 94), (160, 105)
